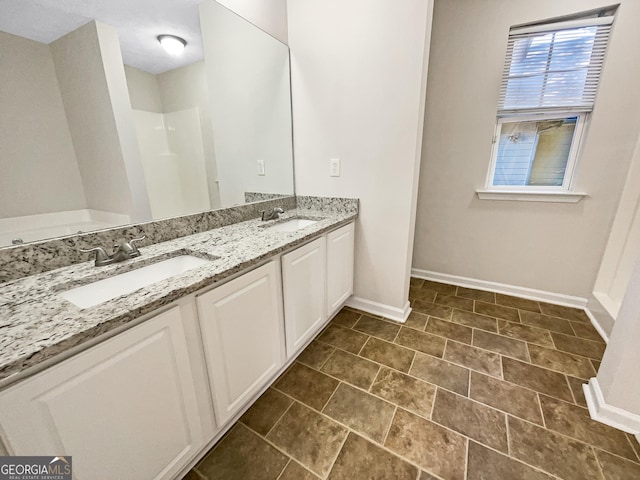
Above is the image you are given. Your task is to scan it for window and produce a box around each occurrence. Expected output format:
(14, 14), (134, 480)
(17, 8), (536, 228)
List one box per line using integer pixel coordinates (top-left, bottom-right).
(481, 11), (615, 201)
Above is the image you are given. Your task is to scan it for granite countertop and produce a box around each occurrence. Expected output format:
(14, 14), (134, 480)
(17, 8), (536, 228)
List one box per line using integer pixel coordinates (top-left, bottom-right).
(0, 207), (357, 385)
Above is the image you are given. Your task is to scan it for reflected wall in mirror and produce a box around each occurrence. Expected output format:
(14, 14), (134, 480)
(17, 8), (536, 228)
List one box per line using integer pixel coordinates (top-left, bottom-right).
(0, 0), (294, 248)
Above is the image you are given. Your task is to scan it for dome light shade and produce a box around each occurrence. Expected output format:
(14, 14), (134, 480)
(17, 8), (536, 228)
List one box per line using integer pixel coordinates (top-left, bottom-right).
(158, 35), (186, 55)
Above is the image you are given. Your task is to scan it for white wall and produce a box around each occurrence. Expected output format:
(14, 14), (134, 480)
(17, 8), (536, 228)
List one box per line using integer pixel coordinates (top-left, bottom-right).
(413, 0), (640, 299)
(215, 0), (288, 44)
(201, 0), (294, 207)
(0, 32), (86, 218)
(288, 0), (434, 318)
(50, 21), (148, 219)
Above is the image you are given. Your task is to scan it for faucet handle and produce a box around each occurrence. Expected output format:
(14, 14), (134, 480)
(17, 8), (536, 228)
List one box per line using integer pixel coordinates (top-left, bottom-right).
(79, 246), (111, 266)
(129, 236), (146, 254)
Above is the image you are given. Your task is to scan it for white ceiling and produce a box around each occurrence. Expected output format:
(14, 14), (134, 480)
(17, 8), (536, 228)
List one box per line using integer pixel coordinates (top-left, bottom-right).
(0, 0), (205, 74)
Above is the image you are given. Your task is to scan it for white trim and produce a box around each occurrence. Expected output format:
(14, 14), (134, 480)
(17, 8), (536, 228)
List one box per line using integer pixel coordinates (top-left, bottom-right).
(345, 296), (411, 323)
(476, 189), (587, 203)
(583, 307), (610, 344)
(636, 433), (640, 445)
(411, 268), (588, 308)
(512, 16), (614, 36)
(583, 378), (640, 434)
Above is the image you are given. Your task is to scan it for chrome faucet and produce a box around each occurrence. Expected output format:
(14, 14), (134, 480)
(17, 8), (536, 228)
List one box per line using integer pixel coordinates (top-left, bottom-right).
(261, 207), (284, 221)
(80, 236), (146, 267)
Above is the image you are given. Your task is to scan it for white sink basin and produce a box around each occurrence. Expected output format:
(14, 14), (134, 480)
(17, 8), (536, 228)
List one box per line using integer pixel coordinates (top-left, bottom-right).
(266, 218), (318, 232)
(60, 255), (212, 309)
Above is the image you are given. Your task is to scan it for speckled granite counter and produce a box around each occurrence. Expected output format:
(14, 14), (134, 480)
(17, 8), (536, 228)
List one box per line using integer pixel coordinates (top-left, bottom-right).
(0, 202), (357, 385)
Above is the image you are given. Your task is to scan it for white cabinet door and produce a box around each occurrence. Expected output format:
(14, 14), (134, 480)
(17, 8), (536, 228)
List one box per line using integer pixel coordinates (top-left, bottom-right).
(327, 223), (355, 317)
(282, 237), (327, 358)
(0, 306), (205, 480)
(196, 261), (285, 425)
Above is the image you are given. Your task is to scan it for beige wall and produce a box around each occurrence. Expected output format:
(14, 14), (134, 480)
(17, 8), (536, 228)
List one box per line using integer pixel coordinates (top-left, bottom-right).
(288, 0), (433, 317)
(0, 32), (86, 218)
(413, 0), (640, 299)
(124, 65), (163, 113)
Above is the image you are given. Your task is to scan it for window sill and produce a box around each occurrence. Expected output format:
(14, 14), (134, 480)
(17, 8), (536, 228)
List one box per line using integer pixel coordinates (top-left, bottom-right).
(476, 189), (587, 203)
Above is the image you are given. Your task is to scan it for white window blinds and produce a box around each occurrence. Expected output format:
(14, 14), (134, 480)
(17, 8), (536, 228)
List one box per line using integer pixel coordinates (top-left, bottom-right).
(498, 17), (614, 114)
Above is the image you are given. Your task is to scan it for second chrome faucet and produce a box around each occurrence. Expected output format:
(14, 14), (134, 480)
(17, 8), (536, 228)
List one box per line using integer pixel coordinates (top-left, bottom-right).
(261, 207), (284, 221)
(80, 236), (146, 267)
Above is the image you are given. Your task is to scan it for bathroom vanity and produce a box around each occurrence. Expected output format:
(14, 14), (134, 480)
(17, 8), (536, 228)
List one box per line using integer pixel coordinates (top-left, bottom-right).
(0, 199), (356, 480)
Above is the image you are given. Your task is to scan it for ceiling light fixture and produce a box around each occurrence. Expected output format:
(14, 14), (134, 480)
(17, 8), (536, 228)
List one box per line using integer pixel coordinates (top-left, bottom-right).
(158, 34), (187, 55)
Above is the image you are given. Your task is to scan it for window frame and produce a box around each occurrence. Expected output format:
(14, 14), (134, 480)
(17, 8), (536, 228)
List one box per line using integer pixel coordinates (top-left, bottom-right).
(485, 112), (588, 192)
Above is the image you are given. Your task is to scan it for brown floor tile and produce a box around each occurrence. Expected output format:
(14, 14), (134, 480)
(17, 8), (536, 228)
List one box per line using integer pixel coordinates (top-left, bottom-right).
(432, 389), (508, 452)
(410, 352), (470, 396)
(327, 433), (418, 480)
(409, 287), (437, 303)
(419, 472), (439, 480)
(502, 357), (573, 402)
(394, 326), (446, 357)
(592, 359), (602, 371)
(370, 367), (436, 418)
(198, 424), (288, 480)
(550, 332), (606, 360)
(497, 320), (555, 348)
(470, 372), (543, 425)
(539, 303), (590, 323)
(412, 300), (453, 319)
(385, 409), (467, 480)
(519, 310), (575, 335)
(359, 337), (415, 372)
(279, 461), (319, 480)
(323, 383), (396, 443)
(571, 321), (605, 342)
(410, 277), (424, 288)
(456, 286), (495, 303)
(444, 341), (502, 378)
(318, 324), (368, 354)
(540, 395), (638, 461)
(183, 470), (205, 480)
(266, 402), (348, 477)
(434, 293), (474, 311)
(472, 329), (529, 361)
(297, 341), (335, 370)
(450, 309), (498, 332)
(331, 309), (361, 328)
(567, 376), (588, 407)
(475, 301), (520, 322)
(274, 363), (339, 411)
(240, 388), (293, 436)
(425, 317), (472, 344)
(467, 441), (554, 480)
(596, 449), (640, 480)
(353, 315), (401, 342)
(628, 434), (640, 462)
(421, 280), (457, 295)
(404, 311), (428, 330)
(528, 344), (596, 379)
(321, 349), (380, 389)
(496, 293), (541, 313)
(508, 416), (603, 480)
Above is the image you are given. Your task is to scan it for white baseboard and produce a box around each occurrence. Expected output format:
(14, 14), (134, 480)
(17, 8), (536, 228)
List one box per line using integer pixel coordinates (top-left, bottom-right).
(583, 308), (610, 344)
(345, 296), (411, 323)
(411, 268), (587, 308)
(583, 378), (640, 434)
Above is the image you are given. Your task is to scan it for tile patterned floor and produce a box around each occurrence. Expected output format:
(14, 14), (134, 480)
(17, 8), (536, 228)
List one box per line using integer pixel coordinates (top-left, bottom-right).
(185, 278), (640, 480)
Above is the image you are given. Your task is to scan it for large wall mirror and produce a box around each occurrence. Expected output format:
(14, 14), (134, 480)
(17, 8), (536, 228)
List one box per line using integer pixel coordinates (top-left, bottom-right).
(0, 0), (294, 248)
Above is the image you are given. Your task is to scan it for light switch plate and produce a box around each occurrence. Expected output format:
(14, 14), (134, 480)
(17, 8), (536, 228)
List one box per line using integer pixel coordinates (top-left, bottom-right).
(257, 159), (265, 176)
(330, 158), (340, 177)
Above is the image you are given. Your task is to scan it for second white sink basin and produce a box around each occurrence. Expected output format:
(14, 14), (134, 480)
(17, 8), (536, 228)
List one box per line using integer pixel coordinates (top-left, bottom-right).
(266, 218), (318, 232)
(60, 255), (212, 309)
